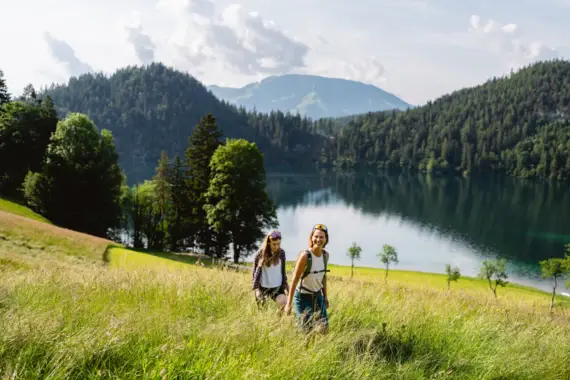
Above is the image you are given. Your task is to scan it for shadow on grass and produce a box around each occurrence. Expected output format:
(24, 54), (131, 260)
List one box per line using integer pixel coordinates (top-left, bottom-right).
(339, 322), (474, 376)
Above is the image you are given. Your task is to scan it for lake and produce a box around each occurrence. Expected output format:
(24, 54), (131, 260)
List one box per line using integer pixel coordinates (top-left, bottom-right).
(264, 171), (570, 293)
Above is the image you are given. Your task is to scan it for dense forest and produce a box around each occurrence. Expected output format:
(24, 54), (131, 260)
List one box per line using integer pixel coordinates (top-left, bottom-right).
(14, 59), (570, 184)
(1, 67), (278, 259)
(43, 64), (328, 184)
(325, 60), (570, 180)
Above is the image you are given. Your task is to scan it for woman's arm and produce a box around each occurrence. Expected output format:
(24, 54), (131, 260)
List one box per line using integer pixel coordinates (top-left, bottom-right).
(285, 252), (307, 314)
(251, 251), (261, 290)
(281, 249), (289, 292)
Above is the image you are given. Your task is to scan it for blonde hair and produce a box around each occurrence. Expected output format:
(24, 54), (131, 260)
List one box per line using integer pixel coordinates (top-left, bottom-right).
(258, 232), (281, 267)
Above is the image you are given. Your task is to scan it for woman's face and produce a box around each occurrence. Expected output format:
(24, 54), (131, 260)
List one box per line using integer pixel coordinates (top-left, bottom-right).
(270, 239), (281, 252)
(311, 229), (327, 248)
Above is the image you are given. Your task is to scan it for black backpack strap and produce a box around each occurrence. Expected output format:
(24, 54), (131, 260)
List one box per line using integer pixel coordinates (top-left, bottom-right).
(299, 249), (330, 294)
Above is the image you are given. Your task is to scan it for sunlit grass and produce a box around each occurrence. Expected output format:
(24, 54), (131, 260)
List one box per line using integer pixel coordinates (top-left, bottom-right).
(2, 201), (570, 378)
(0, 198), (51, 224)
(2, 250), (570, 379)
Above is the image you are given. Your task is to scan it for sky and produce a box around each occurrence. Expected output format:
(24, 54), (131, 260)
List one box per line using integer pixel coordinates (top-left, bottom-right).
(2, 0), (570, 105)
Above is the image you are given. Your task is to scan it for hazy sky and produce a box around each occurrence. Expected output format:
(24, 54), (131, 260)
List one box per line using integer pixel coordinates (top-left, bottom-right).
(2, 0), (569, 105)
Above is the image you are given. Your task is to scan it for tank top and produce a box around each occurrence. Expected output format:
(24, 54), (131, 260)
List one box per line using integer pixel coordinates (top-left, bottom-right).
(260, 261), (282, 288)
(299, 250), (325, 294)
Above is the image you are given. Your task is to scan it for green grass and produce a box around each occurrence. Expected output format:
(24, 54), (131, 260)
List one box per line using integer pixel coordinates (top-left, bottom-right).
(1, 199), (570, 379)
(0, 198), (51, 223)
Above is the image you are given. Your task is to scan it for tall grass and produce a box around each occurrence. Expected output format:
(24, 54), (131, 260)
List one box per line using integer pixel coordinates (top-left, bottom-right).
(1, 253), (569, 379)
(1, 199), (570, 379)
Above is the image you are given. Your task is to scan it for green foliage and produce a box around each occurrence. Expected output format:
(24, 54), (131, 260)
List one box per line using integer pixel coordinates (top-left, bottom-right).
(151, 151), (171, 250)
(23, 113), (124, 237)
(129, 180), (166, 249)
(331, 60), (570, 180)
(445, 264), (461, 289)
(0, 99), (58, 199)
(0, 69), (10, 107)
(167, 155), (188, 252)
(378, 244), (398, 283)
(478, 258), (509, 299)
(185, 113), (225, 256)
(539, 256), (569, 311)
(347, 242), (362, 279)
(43, 63), (326, 184)
(204, 138), (278, 263)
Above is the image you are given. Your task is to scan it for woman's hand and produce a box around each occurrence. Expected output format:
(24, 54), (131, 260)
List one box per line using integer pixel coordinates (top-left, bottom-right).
(284, 302), (292, 315)
(255, 289), (262, 299)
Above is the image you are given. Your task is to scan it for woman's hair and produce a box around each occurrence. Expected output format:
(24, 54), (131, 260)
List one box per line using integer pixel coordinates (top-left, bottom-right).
(308, 224), (329, 249)
(258, 230), (282, 267)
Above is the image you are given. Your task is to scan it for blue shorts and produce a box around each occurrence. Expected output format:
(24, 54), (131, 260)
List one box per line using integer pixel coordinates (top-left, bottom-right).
(293, 288), (328, 330)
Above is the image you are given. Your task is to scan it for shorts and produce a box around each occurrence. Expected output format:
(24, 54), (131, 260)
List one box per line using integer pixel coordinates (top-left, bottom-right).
(293, 288), (328, 330)
(256, 286), (285, 306)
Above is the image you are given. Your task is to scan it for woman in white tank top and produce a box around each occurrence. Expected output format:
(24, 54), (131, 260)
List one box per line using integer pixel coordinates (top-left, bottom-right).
(251, 230), (288, 309)
(285, 224), (330, 332)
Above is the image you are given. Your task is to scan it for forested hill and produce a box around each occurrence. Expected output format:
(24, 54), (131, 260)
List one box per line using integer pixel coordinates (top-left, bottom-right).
(44, 63), (326, 184)
(327, 60), (570, 180)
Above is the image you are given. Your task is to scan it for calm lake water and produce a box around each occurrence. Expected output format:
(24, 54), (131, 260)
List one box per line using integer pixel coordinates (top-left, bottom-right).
(263, 171), (570, 293)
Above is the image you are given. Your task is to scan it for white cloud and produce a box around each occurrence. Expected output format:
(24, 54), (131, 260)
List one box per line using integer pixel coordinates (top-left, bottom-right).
(157, 0), (309, 77)
(468, 14), (559, 68)
(123, 12), (156, 65)
(43, 32), (94, 77)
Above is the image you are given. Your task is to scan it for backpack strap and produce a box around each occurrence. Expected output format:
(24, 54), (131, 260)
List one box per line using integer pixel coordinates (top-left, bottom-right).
(301, 249), (312, 279)
(298, 249), (330, 294)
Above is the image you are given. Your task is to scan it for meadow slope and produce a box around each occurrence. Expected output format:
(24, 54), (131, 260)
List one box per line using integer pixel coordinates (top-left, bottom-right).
(1, 200), (570, 379)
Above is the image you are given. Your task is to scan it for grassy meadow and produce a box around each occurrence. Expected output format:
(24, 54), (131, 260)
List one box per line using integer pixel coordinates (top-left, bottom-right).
(1, 199), (570, 379)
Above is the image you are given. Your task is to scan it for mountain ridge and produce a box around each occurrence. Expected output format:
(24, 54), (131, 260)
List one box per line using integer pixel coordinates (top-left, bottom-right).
(208, 73), (412, 119)
(43, 63), (326, 185)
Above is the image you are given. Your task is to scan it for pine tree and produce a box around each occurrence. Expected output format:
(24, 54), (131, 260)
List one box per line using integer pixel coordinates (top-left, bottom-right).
(152, 151), (171, 250)
(184, 113), (224, 256)
(0, 69), (10, 107)
(168, 155), (189, 252)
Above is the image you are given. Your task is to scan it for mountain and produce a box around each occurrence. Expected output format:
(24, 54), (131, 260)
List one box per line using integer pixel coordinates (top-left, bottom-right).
(40, 60), (570, 186)
(43, 64), (326, 185)
(325, 60), (570, 180)
(208, 74), (411, 119)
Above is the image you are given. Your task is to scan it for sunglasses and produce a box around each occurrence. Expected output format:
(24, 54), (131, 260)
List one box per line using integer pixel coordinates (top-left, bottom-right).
(313, 224), (328, 232)
(269, 230), (281, 239)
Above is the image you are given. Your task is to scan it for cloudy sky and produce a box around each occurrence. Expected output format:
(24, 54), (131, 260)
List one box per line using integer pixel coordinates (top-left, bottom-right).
(2, 0), (569, 105)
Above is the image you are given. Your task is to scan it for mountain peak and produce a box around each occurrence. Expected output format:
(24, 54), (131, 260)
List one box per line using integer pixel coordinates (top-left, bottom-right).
(208, 74), (411, 119)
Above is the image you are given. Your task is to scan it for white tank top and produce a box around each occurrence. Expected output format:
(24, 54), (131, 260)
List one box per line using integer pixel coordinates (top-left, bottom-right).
(299, 250), (325, 294)
(260, 261), (282, 288)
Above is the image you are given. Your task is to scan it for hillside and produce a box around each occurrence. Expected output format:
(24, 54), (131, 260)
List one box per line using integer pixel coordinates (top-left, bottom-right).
(2, 198), (570, 379)
(209, 74), (411, 119)
(43, 64), (325, 184)
(326, 60), (570, 180)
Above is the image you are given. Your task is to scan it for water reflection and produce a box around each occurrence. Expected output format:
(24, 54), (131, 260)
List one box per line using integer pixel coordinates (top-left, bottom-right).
(266, 171), (570, 292)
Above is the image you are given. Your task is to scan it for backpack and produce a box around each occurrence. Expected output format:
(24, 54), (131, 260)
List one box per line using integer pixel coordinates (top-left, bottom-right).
(297, 249), (330, 293)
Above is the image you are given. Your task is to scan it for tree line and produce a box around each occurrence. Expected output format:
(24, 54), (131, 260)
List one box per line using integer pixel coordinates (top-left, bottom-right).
(321, 60), (570, 180)
(42, 63), (329, 185)
(121, 114), (278, 263)
(41, 60), (570, 184)
(0, 69), (277, 263)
